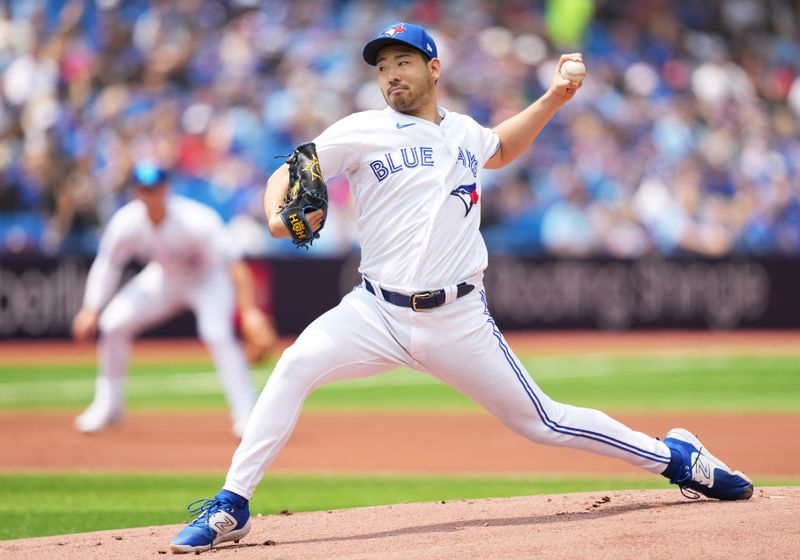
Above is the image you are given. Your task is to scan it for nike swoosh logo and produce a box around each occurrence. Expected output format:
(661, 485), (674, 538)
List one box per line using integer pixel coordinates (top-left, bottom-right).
(396, 122), (415, 129)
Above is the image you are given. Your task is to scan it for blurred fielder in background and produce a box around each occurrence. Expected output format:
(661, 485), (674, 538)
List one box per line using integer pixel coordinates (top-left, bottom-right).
(71, 162), (275, 438)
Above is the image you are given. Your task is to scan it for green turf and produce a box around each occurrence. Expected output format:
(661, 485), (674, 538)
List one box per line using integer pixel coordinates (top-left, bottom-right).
(1, 354), (798, 412)
(1, 472), (796, 541)
(1, 350), (798, 541)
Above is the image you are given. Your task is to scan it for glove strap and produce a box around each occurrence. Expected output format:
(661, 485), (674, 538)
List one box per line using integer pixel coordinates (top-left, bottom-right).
(279, 209), (317, 247)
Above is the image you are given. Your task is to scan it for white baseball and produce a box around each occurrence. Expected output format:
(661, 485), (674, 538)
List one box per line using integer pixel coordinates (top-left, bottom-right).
(560, 60), (586, 83)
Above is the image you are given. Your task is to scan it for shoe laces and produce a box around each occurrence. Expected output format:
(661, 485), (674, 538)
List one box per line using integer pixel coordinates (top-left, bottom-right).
(678, 486), (700, 500)
(186, 498), (228, 525)
(674, 445), (704, 500)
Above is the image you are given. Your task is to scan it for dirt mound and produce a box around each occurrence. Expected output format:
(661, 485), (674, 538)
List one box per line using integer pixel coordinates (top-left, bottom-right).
(2, 487), (797, 559)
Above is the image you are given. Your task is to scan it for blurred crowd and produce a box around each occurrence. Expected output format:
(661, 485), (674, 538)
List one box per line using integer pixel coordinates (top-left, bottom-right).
(1, 0), (799, 257)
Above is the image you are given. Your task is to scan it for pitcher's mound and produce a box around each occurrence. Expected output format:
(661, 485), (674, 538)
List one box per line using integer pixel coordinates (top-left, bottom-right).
(3, 487), (797, 559)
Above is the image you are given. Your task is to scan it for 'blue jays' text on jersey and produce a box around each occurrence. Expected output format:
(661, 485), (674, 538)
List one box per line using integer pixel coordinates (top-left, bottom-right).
(313, 106), (499, 292)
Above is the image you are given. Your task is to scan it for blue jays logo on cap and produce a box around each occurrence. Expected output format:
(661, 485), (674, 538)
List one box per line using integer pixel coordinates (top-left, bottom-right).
(363, 22), (438, 66)
(381, 23), (406, 38)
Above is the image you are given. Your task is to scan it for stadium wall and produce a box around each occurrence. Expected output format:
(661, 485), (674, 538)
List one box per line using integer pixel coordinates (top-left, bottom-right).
(1, 255), (799, 338)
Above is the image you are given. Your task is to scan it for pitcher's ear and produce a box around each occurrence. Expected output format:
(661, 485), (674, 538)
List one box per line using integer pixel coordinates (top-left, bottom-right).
(429, 57), (441, 84)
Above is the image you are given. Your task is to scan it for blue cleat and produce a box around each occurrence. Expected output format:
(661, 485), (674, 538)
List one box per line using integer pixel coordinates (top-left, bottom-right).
(170, 490), (251, 554)
(663, 428), (753, 501)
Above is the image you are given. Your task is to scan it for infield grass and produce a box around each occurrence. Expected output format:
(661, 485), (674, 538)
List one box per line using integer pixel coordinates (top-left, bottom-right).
(2, 472), (796, 541)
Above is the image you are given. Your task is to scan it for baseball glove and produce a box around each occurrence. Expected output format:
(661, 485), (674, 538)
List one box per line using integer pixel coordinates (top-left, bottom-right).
(240, 308), (276, 364)
(279, 142), (328, 248)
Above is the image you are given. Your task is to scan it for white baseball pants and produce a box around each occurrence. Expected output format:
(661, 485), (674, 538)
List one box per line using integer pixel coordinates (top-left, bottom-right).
(92, 263), (257, 428)
(223, 284), (671, 499)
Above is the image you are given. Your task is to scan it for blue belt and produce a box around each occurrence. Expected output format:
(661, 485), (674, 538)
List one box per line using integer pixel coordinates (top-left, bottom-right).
(363, 278), (475, 312)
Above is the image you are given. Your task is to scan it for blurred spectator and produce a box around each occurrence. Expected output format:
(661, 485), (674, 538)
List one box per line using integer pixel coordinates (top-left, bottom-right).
(0, 0), (798, 257)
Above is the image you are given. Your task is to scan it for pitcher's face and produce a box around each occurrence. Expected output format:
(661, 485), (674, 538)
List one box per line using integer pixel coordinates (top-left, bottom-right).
(376, 45), (439, 114)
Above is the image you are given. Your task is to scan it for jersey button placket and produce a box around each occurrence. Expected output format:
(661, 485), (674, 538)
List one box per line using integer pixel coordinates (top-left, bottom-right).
(407, 138), (451, 283)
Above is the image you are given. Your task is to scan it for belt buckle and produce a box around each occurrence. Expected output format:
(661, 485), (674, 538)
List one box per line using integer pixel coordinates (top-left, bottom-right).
(411, 291), (434, 312)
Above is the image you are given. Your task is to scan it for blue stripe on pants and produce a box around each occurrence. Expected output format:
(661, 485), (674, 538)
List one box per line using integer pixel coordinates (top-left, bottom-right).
(480, 291), (670, 465)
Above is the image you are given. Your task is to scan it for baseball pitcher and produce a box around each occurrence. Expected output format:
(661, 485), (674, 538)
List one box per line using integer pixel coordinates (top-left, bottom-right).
(170, 23), (752, 553)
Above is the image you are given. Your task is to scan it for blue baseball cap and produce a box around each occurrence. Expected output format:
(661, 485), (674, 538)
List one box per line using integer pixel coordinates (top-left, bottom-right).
(132, 162), (168, 188)
(363, 22), (438, 66)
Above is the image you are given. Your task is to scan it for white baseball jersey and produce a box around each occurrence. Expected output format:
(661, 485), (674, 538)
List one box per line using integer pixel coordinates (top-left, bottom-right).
(223, 105), (673, 500)
(84, 195), (240, 311)
(314, 106), (500, 292)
